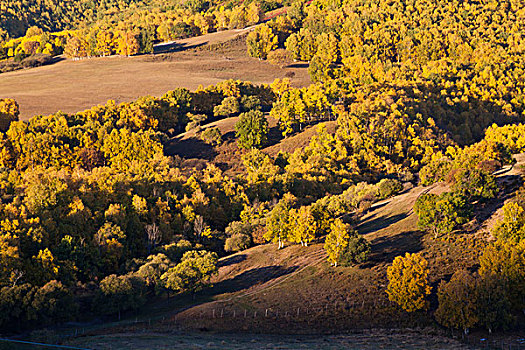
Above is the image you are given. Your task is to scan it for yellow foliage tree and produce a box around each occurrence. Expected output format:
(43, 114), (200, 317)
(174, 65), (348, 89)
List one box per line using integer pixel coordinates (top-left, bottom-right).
(386, 252), (431, 312)
(0, 98), (19, 132)
(324, 219), (350, 267)
(289, 206), (317, 246)
(246, 24), (277, 60)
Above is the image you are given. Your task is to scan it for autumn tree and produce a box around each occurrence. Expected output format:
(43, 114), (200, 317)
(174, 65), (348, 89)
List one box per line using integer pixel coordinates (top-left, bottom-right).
(285, 28), (317, 61)
(386, 253), (431, 312)
(475, 274), (514, 334)
(30, 280), (76, 325)
(264, 193), (296, 249)
(200, 127), (222, 146)
(478, 240), (525, 313)
(289, 206), (317, 246)
(96, 30), (115, 56)
(224, 233), (251, 252)
(246, 24), (278, 60)
(0, 229), (20, 286)
(0, 98), (19, 132)
(213, 96), (240, 117)
(415, 192), (470, 238)
(435, 270), (478, 334)
(135, 253), (173, 289)
(94, 222), (127, 273)
(324, 219), (350, 267)
(309, 33), (339, 82)
(492, 202), (525, 242)
(235, 110), (268, 149)
(161, 250), (218, 295)
(96, 274), (146, 320)
(117, 30), (140, 56)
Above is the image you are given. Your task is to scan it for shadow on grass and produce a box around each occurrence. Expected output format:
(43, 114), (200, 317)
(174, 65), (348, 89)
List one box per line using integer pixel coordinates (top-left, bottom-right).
(287, 62), (309, 69)
(207, 265), (299, 295)
(263, 125), (285, 148)
(357, 213), (408, 235)
(365, 230), (425, 265)
(154, 42), (207, 54)
(218, 254), (247, 268)
(469, 174), (524, 231)
(165, 137), (218, 160)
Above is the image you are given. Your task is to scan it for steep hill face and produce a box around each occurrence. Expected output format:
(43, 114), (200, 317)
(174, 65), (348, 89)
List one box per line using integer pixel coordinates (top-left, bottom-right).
(151, 154), (524, 334)
(161, 185), (461, 333)
(59, 154), (524, 349)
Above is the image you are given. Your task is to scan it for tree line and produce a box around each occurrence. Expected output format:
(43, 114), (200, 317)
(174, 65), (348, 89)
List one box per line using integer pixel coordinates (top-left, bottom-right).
(1, 0), (270, 63)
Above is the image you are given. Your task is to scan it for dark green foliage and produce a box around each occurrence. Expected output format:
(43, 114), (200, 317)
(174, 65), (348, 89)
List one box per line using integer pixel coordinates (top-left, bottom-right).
(224, 233), (251, 253)
(338, 232), (371, 266)
(415, 192), (471, 238)
(235, 110), (269, 149)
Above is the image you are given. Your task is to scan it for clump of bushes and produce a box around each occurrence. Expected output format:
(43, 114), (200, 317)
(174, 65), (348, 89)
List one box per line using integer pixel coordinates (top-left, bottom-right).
(0, 53), (53, 73)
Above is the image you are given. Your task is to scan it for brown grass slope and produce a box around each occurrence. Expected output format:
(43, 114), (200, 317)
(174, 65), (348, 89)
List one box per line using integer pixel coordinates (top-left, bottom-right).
(165, 184), (470, 333)
(167, 119), (337, 177)
(64, 156), (525, 349)
(156, 154), (524, 335)
(0, 30), (310, 120)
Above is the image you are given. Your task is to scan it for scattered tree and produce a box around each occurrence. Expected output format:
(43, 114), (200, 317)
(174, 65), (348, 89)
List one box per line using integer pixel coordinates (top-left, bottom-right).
(246, 24), (278, 60)
(161, 250), (218, 295)
(235, 110), (269, 149)
(386, 253), (431, 312)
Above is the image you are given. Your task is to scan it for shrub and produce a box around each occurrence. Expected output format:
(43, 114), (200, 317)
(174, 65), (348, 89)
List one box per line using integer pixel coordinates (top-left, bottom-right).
(268, 49), (293, 68)
(339, 233), (371, 266)
(224, 233), (252, 252)
(21, 53), (53, 68)
(213, 96), (240, 117)
(377, 178), (403, 199)
(200, 127), (222, 146)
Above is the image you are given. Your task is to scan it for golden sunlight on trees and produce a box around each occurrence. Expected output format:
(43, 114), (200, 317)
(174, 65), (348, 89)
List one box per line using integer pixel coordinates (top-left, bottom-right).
(387, 253), (431, 313)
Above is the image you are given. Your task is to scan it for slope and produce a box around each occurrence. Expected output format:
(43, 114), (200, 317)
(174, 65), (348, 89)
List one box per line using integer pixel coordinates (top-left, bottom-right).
(0, 30), (310, 120)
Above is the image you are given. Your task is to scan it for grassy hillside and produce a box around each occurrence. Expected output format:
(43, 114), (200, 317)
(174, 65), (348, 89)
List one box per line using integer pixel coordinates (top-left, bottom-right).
(61, 155), (523, 347)
(0, 33), (309, 120)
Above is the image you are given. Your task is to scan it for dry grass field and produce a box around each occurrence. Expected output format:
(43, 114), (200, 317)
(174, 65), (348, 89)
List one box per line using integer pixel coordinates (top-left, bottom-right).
(67, 331), (476, 349)
(0, 28), (310, 120)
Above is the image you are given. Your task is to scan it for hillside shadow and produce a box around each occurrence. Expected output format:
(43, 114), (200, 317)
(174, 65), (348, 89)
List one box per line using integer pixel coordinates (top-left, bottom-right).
(218, 254), (247, 268)
(263, 125), (285, 148)
(154, 41), (207, 54)
(165, 137), (217, 160)
(221, 130), (236, 142)
(357, 213), (408, 235)
(208, 265), (298, 295)
(364, 230), (425, 265)
(287, 63), (309, 68)
(468, 174), (523, 232)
